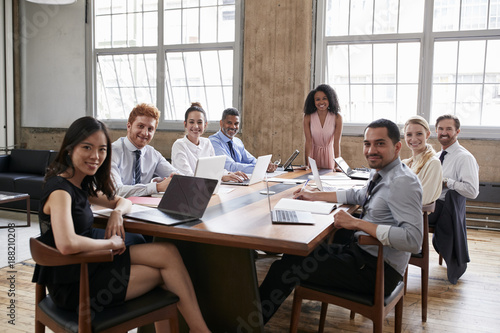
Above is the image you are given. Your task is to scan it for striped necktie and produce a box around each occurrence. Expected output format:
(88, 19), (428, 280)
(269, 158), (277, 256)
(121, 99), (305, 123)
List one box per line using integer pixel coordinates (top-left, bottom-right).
(134, 150), (141, 184)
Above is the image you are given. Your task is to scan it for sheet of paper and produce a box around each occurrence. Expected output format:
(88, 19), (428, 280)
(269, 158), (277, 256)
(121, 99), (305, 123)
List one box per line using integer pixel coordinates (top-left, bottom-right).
(267, 177), (306, 184)
(93, 204), (151, 217)
(274, 198), (338, 215)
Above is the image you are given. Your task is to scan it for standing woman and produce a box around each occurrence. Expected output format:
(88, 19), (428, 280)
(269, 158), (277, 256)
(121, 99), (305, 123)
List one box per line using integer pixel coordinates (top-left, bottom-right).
(171, 102), (246, 182)
(303, 84), (343, 169)
(32, 117), (210, 332)
(403, 115), (442, 205)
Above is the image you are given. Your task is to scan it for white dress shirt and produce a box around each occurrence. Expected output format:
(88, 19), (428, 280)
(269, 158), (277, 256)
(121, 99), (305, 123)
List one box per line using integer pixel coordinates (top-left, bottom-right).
(171, 136), (215, 176)
(111, 137), (178, 197)
(437, 140), (479, 200)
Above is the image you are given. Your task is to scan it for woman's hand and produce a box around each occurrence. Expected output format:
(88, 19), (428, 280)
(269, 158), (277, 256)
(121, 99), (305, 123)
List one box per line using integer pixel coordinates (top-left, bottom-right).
(109, 234), (126, 255)
(105, 210), (126, 241)
(222, 171), (248, 183)
(292, 188), (316, 201)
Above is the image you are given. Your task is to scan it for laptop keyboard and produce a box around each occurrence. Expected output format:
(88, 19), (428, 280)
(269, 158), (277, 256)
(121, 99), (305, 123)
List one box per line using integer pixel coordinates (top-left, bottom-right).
(273, 209), (299, 223)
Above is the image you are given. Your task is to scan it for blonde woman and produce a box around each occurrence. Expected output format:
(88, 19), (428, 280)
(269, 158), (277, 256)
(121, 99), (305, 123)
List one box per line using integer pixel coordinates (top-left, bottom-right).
(403, 115), (442, 205)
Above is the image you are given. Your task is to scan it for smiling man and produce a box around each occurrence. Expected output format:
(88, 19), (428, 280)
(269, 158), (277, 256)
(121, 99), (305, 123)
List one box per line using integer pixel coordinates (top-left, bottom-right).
(258, 118), (423, 324)
(111, 103), (179, 198)
(428, 114), (479, 284)
(209, 107), (277, 173)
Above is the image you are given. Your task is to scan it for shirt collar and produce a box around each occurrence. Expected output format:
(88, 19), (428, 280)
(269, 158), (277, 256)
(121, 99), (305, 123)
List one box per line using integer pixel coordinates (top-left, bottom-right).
(124, 136), (142, 152)
(216, 130), (232, 144)
(443, 140), (460, 154)
(377, 157), (401, 179)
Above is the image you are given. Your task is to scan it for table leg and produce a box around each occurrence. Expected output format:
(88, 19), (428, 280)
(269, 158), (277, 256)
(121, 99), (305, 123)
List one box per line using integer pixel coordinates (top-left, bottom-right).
(148, 239), (264, 333)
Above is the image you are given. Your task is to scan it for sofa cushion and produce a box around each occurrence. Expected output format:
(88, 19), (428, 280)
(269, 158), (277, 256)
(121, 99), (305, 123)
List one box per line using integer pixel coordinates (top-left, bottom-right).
(0, 174), (34, 192)
(8, 149), (51, 175)
(15, 176), (46, 199)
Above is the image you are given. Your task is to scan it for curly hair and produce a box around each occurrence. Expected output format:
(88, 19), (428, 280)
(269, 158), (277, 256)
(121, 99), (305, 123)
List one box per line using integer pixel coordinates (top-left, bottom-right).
(303, 84), (340, 115)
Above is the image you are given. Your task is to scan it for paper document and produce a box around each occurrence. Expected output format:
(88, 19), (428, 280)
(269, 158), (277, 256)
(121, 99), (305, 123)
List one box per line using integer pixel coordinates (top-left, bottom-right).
(274, 198), (337, 215)
(267, 178), (307, 184)
(93, 204), (151, 217)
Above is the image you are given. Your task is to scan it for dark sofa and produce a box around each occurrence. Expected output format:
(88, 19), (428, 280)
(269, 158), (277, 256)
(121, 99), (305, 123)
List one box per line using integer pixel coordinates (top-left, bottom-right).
(0, 149), (57, 212)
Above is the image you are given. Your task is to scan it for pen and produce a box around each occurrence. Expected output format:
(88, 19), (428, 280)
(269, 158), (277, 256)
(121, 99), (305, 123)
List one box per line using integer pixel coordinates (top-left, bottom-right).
(301, 179), (310, 191)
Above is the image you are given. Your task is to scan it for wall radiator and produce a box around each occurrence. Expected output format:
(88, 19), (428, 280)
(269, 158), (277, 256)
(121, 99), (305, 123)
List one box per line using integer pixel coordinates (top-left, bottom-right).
(466, 182), (500, 232)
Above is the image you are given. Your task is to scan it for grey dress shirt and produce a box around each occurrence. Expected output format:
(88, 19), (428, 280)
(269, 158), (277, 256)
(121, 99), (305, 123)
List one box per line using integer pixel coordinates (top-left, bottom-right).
(336, 158), (423, 276)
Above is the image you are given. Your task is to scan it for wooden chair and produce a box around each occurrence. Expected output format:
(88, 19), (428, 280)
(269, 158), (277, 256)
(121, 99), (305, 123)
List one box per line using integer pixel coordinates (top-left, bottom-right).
(290, 235), (404, 333)
(30, 237), (180, 333)
(404, 202), (436, 322)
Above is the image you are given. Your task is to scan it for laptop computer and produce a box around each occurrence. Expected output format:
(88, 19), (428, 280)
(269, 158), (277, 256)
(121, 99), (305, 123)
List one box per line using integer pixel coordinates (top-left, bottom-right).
(334, 157), (370, 180)
(221, 154), (273, 186)
(194, 155), (226, 194)
(308, 157), (336, 192)
(264, 175), (315, 225)
(125, 175), (218, 225)
(281, 149), (300, 171)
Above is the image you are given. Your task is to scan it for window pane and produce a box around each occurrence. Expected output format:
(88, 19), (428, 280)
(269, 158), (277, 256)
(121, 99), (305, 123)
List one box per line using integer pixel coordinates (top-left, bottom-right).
(457, 40), (486, 83)
(96, 53), (157, 120)
(485, 40), (500, 83)
(433, 41), (458, 83)
(461, 0), (489, 30)
(350, 44), (372, 83)
(165, 9), (182, 44)
(219, 4), (235, 42)
(398, 43), (420, 83)
(373, 44), (396, 83)
(373, 85), (396, 120)
(350, 85), (373, 122)
(327, 45), (349, 84)
(434, 0), (460, 32)
(373, 0), (398, 34)
(350, 0), (374, 35)
(431, 84), (456, 121)
(165, 50), (233, 121)
(456, 84), (482, 126)
(397, 85), (418, 123)
(399, 0), (424, 33)
(326, 0), (350, 36)
(491, 0), (500, 28)
(200, 6), (217, 43)
(483, 84), (500, 126)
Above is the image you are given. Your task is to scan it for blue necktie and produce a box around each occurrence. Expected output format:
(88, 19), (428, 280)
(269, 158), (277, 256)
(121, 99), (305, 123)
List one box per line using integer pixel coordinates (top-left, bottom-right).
(134, 150), (141, 184)
(439, 151), (448, 164)
(227, 140), (237, 161)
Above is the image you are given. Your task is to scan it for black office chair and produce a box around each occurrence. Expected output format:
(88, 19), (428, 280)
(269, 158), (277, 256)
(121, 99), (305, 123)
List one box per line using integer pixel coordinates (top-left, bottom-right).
(30, 237), (180, 333)
(289, 235), (404, 333)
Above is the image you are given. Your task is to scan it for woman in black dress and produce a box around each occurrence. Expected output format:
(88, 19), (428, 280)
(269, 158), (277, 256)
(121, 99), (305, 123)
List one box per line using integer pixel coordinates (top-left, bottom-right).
(32, 116), (210, 332)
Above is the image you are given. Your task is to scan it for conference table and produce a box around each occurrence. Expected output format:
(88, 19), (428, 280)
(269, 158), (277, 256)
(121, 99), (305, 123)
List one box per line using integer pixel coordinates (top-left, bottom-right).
(94, 169), (362, 332)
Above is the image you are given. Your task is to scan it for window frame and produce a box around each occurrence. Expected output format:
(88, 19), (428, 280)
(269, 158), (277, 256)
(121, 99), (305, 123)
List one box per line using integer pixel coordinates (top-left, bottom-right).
(86, 0), (244, 132)
(315, 0), (500, 139)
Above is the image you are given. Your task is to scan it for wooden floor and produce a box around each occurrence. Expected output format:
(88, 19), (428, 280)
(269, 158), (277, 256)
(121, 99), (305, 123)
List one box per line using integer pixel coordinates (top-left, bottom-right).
(1, 226), (500, 332)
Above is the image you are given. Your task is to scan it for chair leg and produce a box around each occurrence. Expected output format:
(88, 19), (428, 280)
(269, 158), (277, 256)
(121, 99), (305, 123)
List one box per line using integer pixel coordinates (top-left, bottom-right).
(34, 319), (45, 333)
(421, 266), (428, 322)
(403, 267), (408, 295)
(439, 254), (443, 265)
(289, 290), (303, 333)
(350, 310), (355, 319)
(395, 296), (404, 333)
(318, 303), (328, 333)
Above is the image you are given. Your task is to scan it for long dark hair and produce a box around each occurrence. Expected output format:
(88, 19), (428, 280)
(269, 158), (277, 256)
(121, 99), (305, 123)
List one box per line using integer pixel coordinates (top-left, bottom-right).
(303, 84), (340, 115)
(45, 116), (115, 200)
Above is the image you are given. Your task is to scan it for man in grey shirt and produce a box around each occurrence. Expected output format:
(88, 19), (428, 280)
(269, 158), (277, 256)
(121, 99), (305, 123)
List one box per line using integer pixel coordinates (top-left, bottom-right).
(259, 118), (423, 324)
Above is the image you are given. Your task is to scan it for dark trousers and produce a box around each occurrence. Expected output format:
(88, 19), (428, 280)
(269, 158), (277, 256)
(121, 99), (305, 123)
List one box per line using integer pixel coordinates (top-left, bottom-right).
(258, 231), (402, 324)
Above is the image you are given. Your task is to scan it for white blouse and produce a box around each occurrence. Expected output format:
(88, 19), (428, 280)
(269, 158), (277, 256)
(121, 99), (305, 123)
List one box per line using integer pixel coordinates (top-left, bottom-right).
(171, 136), (216, 176)
(403, 153), (442, 205)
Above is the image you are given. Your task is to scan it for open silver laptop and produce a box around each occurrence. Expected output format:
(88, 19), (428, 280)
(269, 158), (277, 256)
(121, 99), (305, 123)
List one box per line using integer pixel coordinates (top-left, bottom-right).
(221, 154), (272, 186)
(281, 149), (300, 171)
(126, 175), (217, 225)
(334, 157), (370, 180)
(265, 175), (315, 225)
(194, 155), (226, 194)
(308, 157), (336, 192)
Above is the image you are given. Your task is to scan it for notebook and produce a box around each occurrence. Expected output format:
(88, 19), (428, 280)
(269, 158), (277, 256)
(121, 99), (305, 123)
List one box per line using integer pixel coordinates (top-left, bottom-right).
(334, 157), (370, 180)
(264, 175), (315, 225)
(281, 149), (300, 171)
(308, 157), (337, 192)
(194, 155), (226, 194)
(221, 154), (272, 186)
(125, 175), (218, 225)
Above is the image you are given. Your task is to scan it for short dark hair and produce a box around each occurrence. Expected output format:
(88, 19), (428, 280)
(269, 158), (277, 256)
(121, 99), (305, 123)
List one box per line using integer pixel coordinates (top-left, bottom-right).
(221, 107), (240, 121)
(303, 84), (340, 115)
(365, 118), (401, 145)
(435, 114), (460, 130)
(45, 116), (115, 200)
(184, 102), (207, 123)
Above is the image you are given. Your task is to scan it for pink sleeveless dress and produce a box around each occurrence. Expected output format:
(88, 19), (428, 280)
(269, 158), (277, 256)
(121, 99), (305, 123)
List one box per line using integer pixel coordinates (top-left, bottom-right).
(310, 111), (336, 169)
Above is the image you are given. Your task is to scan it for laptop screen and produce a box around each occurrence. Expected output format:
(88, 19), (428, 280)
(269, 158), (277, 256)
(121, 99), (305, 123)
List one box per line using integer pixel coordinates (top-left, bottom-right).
(158, 175), (217, 218)
(334, 157), (353, 174)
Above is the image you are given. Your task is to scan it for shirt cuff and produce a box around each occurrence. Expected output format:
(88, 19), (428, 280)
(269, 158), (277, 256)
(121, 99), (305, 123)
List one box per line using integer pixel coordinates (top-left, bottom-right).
(146, 182), (158, 195)
(446, 178), (455, 190)
(336, 190), (347, 203)
(375, 225), (392, 246)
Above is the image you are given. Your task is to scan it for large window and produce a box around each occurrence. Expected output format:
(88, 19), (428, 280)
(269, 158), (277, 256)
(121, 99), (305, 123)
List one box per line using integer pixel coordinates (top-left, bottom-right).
(91, 0), (242, 128)
(317, 0), (500, 137)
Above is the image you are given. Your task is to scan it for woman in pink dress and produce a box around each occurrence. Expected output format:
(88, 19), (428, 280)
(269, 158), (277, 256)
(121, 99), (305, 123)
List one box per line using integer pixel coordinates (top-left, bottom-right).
(303, 84), (343, 169)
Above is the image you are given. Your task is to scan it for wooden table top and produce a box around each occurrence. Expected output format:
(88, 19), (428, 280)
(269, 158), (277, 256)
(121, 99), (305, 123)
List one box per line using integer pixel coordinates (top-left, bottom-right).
(95, 169), (360, 256)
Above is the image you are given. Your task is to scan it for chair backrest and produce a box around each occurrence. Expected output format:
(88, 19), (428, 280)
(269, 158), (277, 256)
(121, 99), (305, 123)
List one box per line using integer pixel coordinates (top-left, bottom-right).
(357, 235), (385, 305)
